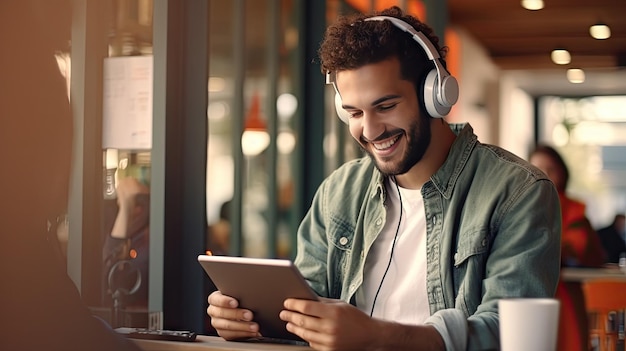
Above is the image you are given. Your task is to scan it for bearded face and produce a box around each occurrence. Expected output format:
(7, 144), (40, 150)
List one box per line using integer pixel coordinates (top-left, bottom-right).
(358, 114), (431, 176)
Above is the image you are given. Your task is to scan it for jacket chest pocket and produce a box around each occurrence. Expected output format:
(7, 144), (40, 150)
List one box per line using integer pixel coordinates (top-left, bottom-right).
(327, 215), (355, 298)
(453, 229), (490, 267)
(329, 215), (355, 251)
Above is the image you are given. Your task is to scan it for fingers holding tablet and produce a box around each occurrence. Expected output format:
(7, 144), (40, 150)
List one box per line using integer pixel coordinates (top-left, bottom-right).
(207, 290), (261, 340)
(207, 290), (239, 310)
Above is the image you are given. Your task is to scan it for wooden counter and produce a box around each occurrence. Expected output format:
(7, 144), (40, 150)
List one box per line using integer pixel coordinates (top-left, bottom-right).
(133, 335), (313, 351)
(560, 267), (626, 282)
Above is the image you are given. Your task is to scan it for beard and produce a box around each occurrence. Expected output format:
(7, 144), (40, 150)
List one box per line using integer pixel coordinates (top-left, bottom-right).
(359, 114), (431, 177)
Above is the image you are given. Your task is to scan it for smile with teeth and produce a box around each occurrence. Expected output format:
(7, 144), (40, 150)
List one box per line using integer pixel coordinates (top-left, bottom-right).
(372, 134), (401, 150)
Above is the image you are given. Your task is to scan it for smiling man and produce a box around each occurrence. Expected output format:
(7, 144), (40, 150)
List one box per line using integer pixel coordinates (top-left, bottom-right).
(207, 6), (561, 351)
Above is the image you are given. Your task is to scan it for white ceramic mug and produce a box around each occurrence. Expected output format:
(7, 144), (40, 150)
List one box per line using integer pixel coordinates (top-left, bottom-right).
(499, 298), (560, 351)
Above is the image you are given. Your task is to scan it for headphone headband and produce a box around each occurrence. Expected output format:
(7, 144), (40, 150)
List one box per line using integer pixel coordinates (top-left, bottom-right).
(328, 15), (459, 122)
(365, 16), (440, 60)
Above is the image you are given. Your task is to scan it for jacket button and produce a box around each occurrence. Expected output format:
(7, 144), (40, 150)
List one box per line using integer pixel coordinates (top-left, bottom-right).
(339, 237), (348, 246)
(431, 216), (436, 225)
(454, 253), (459, 261)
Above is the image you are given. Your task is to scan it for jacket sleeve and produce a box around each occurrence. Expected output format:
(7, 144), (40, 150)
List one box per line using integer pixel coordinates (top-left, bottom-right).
(294, 177), (331, 297)
(427, 178), (562, 351)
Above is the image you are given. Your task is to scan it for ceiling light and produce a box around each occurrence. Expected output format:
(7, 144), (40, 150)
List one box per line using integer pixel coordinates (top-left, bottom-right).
(521, 0), (544, 10)
(589, 23), (611, 40)
(551, 49), (571, 65)
(208, 77), (225, 92)
(567, 68), (585, 84)
(241, 94), (270, 156)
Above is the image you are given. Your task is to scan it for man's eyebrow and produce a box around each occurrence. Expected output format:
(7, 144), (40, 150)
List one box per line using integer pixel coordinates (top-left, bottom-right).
(342, 94), (401, 110)
(371, 94), (401, 106)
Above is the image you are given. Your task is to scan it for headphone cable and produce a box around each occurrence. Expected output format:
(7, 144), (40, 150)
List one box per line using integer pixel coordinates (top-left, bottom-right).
(369, 176), (403, 317)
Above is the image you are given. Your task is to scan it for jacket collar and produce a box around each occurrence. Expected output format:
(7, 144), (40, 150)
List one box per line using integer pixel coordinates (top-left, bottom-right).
(430, 123), (477, 199)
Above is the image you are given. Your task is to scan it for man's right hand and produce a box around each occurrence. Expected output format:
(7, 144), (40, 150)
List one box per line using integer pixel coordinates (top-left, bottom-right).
(207, 291), (261, 340)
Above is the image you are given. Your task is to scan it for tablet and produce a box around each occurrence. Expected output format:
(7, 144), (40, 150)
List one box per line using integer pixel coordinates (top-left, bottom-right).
(197, 255), (319, 342)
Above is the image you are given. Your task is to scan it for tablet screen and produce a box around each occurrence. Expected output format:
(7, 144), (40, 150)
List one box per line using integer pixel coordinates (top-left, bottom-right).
(198, 255), (318, 342)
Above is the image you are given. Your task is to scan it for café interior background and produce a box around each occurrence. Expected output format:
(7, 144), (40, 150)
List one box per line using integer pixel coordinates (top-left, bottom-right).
(50, 0), (625, 330)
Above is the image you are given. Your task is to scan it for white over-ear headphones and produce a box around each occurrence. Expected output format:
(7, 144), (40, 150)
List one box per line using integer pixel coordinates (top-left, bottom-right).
(326, 15), (459, 123)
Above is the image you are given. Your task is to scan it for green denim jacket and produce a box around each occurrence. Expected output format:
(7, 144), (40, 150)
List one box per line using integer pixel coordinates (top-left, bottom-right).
(294, 123), (561, 350)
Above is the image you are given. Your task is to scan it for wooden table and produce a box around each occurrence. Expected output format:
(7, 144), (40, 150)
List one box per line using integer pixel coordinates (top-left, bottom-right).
(133, 335), (313, 351)
(560, 267), (626, 282)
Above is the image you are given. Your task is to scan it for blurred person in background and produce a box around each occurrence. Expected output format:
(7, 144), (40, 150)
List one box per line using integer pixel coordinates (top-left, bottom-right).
(103, 177), (150, 310)
(530, 144), (606, 351)
(596, 213), (626, 264)
(206, 199), (232, 256)
(529, 145), (606, 268)
(0, 1), (141, 349)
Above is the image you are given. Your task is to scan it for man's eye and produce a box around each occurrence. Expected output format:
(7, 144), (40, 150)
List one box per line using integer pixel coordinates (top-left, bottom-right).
(378, 103), (397, 111)
(349, 111), (363, 118)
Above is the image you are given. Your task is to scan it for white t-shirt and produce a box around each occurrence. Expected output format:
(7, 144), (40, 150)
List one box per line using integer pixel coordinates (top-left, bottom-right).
(355, 178), (429, 324)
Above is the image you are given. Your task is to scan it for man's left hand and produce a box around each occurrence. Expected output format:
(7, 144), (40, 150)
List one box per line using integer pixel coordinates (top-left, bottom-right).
(280, 297), (381, 351)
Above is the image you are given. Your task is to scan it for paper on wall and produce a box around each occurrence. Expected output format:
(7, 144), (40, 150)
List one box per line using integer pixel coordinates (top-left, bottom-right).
(102, 55), (153, 150)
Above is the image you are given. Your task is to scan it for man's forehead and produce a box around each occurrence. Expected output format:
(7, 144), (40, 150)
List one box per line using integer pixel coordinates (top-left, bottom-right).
(331, 57), (434, 97)
(334, 59), (406, 90)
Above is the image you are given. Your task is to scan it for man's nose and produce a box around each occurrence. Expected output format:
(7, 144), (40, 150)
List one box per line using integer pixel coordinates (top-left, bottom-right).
(361, 112), (384, 142)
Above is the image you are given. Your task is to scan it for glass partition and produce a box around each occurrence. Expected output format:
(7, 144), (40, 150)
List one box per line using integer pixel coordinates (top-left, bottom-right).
(99, 0), (154, 328)
(206, 0), (302, 259)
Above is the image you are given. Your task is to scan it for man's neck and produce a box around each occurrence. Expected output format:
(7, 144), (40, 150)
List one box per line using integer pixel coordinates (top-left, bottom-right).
(395, 120), (456, 190)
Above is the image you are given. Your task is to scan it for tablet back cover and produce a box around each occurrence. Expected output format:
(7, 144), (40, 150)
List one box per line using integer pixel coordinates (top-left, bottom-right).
(198, 255), (318, 341)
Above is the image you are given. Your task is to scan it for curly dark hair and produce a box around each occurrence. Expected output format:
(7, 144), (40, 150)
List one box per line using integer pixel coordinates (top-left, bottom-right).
(318, 6), (447, 88)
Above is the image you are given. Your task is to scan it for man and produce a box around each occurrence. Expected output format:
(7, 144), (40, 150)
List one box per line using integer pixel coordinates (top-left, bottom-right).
(207, 6), (561, 351)
(0, 1), (141, 350)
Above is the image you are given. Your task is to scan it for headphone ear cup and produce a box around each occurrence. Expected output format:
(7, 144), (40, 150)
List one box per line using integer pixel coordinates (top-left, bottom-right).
(423, 69), (450, 118)
(335, 92), (351, 124)
(440, 75), (459, 107)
